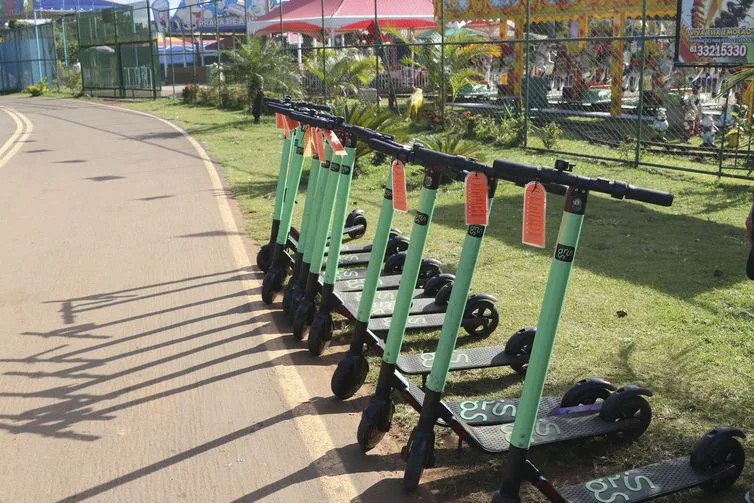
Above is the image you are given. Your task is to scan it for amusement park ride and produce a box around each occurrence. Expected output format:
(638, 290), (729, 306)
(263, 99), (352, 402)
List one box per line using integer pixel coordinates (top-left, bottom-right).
(439, 0), (754, 162)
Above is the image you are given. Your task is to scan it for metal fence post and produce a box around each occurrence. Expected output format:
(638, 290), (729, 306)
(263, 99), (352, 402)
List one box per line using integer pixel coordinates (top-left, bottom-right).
(147, 2), (158, 99)
(523, 0), (531, 148)
(374, 0), (379, 109)
(440, 0), (445, 128)
(33, 10), (44, 84)
(76, 12), (87, 94)
(320, 0), (326, 101)
(718, 88), (730, 175)
(634, 0), (648, 168)
(189, 4), (196, 84)
(62, 16), (69, 66)
(114, 8), (124, 97)
(215, 0), (220, 107)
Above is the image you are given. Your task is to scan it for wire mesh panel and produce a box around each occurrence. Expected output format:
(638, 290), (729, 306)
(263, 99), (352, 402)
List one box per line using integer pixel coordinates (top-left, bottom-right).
(0, 23), (56, 92)
(137, 0), (754, 179)
(78, 1), (159, 97)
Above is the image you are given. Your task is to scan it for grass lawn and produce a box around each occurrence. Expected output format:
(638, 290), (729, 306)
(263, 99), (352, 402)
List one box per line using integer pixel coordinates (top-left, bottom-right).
(125, 98), (754, 502)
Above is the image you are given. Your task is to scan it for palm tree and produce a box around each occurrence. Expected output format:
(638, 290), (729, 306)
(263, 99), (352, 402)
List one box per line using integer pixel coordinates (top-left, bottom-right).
(223, 38), (301, 122)
(304, 48), (379, 98)
(398, 31), (501, 103)
(330, 101), (402, 175)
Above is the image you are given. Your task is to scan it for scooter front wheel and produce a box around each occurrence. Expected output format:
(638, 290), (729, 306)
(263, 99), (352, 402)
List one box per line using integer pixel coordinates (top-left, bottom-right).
(261, 267), (285, 305)
(308, 311), (334, 356)
(331, 353), (369, 399)
(256, 243), (272, 272)
(292, 301), (315, 341)
(357, 398), (394, 452)
(403, 429), (435, 492)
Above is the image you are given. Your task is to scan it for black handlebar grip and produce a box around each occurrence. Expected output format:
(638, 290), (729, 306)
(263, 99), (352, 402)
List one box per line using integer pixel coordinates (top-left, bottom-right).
(624, 185), (674, 206)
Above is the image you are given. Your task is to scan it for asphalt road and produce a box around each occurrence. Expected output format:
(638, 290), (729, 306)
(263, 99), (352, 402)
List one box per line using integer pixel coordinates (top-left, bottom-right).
(0, 97), (425, 503)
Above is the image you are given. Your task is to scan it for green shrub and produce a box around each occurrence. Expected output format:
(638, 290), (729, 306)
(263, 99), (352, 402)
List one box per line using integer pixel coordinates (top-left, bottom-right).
(56, 63), (82, 96)
(539, 122), (563, 150)
(495, 116), (525, 148)
(182, 84), (199, 104)
(218, 84), (246, 110)
(26, 80), (49, 97)
(196, 86), (215, 106)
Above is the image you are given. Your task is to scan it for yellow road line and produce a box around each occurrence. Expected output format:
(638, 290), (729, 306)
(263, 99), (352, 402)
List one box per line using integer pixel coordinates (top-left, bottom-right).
(3, 110), (33, 167)
(0, 107), (23, 161)
(0, 107), (32, 169)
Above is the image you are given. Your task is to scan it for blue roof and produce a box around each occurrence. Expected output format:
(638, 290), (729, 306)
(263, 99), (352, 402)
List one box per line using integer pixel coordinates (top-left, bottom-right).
(33, 0), (120, 12)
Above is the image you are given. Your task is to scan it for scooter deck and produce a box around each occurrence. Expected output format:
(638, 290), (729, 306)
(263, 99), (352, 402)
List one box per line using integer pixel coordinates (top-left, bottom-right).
(395, 344), (528, 376)
(334, 272), (402, 292)
(403, 377), (562, 427)
(366, 331), (526, 378)
(340, 290), (446, 318)
(334, 251), (372, 266)
(287, 234), (372, 255)
(456, 410), (644, 454)
(368, 312), (447, 333)
(558, 457), (738, 502)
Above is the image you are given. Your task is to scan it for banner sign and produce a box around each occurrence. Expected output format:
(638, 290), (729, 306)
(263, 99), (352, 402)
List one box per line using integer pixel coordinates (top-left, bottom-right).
(159, 0), (266, 33)
(676, 0), (754, 66)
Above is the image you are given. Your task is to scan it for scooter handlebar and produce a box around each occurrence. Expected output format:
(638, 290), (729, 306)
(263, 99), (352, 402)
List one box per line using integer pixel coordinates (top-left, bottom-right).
(264, 97), (331, 113)
(492, 159), (673, 206)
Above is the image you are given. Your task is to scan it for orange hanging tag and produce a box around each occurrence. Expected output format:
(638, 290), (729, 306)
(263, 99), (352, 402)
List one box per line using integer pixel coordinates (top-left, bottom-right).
(328, 130), (347, 156)
(522, 182), (547, 248)
(464, 172), (489, 226)
(315, 128), (327, 160)
(282, 116), (291, 139)
(302, 127), (313, 157)
(275, 113), (285, 129)
(392, 160), (408, 212)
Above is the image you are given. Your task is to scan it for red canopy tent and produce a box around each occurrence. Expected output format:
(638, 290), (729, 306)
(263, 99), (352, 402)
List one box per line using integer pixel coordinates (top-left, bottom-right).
(248, 0), (436, 37)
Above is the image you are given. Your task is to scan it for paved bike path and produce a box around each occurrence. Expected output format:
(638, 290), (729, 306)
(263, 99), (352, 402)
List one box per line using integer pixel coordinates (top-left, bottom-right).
(0, 97), (423, 502)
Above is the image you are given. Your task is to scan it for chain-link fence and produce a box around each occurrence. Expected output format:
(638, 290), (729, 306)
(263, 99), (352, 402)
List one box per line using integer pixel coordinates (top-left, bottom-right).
(207, 0), (746, 180)
(77, 0), (159, 97)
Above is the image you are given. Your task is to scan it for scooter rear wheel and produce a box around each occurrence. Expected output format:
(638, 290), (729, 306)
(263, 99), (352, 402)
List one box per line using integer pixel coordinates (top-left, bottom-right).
(602, 395), (652, 441)
(346, 210), (368, 239)
(463, 298), (499, 338)
(504, 327), (535, 375)
(423, 273), (454, 297)
(693, 437), (745, 491)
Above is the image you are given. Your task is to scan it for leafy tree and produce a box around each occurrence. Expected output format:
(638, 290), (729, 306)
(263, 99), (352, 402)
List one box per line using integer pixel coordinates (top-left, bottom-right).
(223, 38), (301, 122)
(55, 18), (79, 65)
(397, 32), (501, 103)
(304, 48), (379, 98)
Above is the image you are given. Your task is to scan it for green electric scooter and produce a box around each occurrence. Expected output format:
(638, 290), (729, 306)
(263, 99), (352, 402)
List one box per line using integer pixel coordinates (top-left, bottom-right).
(257, 99), (370, 272)
(353, 156), (645, 479)
(331, 143), (569, 400)
(481, 162), (745, 503)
